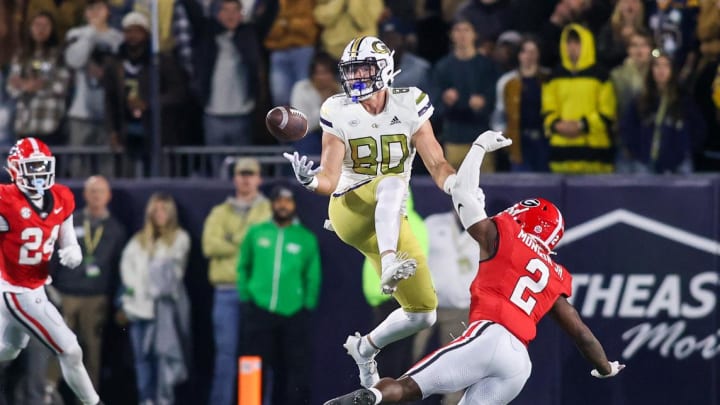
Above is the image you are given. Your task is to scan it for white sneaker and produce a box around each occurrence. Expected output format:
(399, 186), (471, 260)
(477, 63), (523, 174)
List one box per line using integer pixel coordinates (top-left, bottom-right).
(343, 332), (379, 388)
(380, 252), (417, 294)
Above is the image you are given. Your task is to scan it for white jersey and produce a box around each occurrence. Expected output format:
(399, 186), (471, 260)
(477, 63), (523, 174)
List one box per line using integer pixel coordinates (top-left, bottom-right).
(319, 87), (434, 194)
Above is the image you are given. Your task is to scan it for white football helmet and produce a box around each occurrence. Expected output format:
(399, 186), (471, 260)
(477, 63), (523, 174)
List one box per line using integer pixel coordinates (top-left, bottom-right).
(339, 36), (400, 102)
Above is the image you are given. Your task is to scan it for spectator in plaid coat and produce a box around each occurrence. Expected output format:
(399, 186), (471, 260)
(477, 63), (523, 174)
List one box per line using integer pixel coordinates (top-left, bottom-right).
(6, 11), (70, 144)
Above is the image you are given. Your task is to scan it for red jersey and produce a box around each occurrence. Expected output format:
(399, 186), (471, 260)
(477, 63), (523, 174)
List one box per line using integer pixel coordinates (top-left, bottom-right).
(468, 212), (573, 345)
(0, 184), (75, 289)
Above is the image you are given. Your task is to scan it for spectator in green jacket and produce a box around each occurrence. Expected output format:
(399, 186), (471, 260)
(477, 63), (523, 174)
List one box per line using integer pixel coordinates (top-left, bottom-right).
(237, 184), (322, 405)
(360, 190), (428, 379)
(202, 157), (271, 405)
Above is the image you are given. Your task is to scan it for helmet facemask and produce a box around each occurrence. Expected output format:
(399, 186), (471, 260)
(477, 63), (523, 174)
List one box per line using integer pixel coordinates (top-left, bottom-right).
(9, 156), (56, 197)
(339, 58), (389, 102)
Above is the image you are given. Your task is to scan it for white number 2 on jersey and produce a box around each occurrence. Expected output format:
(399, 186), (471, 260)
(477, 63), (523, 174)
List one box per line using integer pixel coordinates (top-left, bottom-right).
(509, 258), (550, 315)
(19, 226), (60, 265)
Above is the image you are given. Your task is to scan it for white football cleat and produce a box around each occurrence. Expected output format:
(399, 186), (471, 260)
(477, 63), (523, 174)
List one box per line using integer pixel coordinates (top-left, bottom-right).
(343, 333), (380, 388)
(380, 252), (417, 294)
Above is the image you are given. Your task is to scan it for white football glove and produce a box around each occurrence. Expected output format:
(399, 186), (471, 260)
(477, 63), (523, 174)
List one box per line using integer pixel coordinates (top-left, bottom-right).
(58, 245), (83, 269)
(473, 130), (513, 152)
(591, 361), (625, 379)
(283, 152), (322, 190)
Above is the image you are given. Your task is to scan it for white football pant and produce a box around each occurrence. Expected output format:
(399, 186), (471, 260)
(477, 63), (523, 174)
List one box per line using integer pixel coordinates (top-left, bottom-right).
(406, 320), (532, 405)
(0, 286), (100, 405)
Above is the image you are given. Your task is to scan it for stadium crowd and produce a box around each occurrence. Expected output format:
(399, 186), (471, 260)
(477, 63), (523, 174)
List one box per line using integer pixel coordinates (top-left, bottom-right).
(0, 0), (718, 176)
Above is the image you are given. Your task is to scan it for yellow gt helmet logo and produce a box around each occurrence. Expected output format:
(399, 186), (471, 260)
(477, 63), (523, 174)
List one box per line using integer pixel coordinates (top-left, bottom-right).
(371, 41), (390, 54)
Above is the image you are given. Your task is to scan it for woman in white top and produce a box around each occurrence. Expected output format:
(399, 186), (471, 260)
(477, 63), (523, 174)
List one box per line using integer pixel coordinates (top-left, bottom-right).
(120, 192), (191, 405)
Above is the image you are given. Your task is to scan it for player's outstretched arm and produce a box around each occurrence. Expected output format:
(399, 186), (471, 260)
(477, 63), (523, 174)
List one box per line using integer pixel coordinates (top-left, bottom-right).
(283, 132), (344, 196)
(450, 131), (511, 227)
(413, 121), (456, 194)
(450, 131), (511, 253)
(550, 296), (625, 378)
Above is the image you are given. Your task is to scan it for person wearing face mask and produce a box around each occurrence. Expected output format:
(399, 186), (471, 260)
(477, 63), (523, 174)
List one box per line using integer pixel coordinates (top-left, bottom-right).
(237, 184), (322, 405)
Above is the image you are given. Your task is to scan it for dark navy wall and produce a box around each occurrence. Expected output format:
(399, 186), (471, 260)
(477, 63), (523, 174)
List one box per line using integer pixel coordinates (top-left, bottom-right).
(59, 174), (720, 405)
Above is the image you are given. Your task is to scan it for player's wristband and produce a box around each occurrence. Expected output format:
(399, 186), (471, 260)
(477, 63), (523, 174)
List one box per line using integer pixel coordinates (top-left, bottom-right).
(443, 174), (457, 195)
(302, 176), (319, 191)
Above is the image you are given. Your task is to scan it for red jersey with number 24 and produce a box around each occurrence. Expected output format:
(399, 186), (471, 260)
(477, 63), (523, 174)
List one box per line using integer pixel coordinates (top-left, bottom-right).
(469, 212), (573, 346)
(0, 184), (75, 289)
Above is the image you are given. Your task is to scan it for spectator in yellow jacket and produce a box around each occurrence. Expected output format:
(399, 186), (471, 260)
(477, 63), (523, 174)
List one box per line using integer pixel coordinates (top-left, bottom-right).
(314, 0), (384, 59)
(542, 24), (617, 174)
(202, 157), (271, 405)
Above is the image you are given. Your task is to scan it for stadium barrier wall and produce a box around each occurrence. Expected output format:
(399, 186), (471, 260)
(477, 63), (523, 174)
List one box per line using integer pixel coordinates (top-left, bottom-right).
(59, 174), (720, 405)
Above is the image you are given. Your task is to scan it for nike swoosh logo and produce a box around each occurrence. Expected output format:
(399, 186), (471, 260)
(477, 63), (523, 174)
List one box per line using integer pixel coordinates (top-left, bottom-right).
(457, 203), (464, 212)
(53, 207), (63, 214)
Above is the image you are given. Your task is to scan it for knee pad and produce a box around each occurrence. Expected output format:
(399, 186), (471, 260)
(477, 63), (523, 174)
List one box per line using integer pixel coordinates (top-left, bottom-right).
(406, 310), (437, 331)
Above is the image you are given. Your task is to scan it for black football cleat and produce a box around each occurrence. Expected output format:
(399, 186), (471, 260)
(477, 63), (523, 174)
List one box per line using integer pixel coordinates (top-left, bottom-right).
(324, 388), (377, 405)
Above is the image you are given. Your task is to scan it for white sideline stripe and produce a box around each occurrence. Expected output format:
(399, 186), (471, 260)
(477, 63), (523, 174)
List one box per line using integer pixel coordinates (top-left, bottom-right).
(558, 209), (720, 256)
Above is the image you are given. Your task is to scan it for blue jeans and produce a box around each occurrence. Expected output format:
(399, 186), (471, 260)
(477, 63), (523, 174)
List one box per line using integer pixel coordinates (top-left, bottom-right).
(269, 46), (315, 106)
(208, 288), (242, 405)
(204, 113), (253, 147)
(129, 320), (157, 402)
(204, 114), (253, 175)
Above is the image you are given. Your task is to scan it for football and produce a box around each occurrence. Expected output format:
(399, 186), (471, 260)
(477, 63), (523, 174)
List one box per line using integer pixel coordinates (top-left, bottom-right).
(265, 106), (308, 142)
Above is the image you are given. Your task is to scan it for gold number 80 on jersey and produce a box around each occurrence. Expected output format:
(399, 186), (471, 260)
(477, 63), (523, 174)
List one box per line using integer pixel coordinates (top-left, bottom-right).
(349, 134), (409, 175)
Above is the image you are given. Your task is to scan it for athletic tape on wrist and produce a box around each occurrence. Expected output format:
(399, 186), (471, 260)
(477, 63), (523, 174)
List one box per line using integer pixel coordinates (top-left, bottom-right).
(303, 176), (319, 191)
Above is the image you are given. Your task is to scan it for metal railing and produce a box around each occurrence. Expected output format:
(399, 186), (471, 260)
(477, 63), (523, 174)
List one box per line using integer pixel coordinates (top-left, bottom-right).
(162, 145), (297, 179)
(4, 145), (308, 179)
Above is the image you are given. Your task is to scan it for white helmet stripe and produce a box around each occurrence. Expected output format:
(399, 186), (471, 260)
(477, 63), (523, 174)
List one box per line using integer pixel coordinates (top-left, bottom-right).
(545, 208), (564, 246)
(28, 138), (40, 154)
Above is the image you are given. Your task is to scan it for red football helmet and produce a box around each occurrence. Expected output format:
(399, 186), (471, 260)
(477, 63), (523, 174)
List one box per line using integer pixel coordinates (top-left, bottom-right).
(6, 137), (56, 194)
(506, 198), (565, 251)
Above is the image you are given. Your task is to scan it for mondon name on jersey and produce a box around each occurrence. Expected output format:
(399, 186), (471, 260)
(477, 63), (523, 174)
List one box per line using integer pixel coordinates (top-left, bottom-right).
(319, 86), (434, 195)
